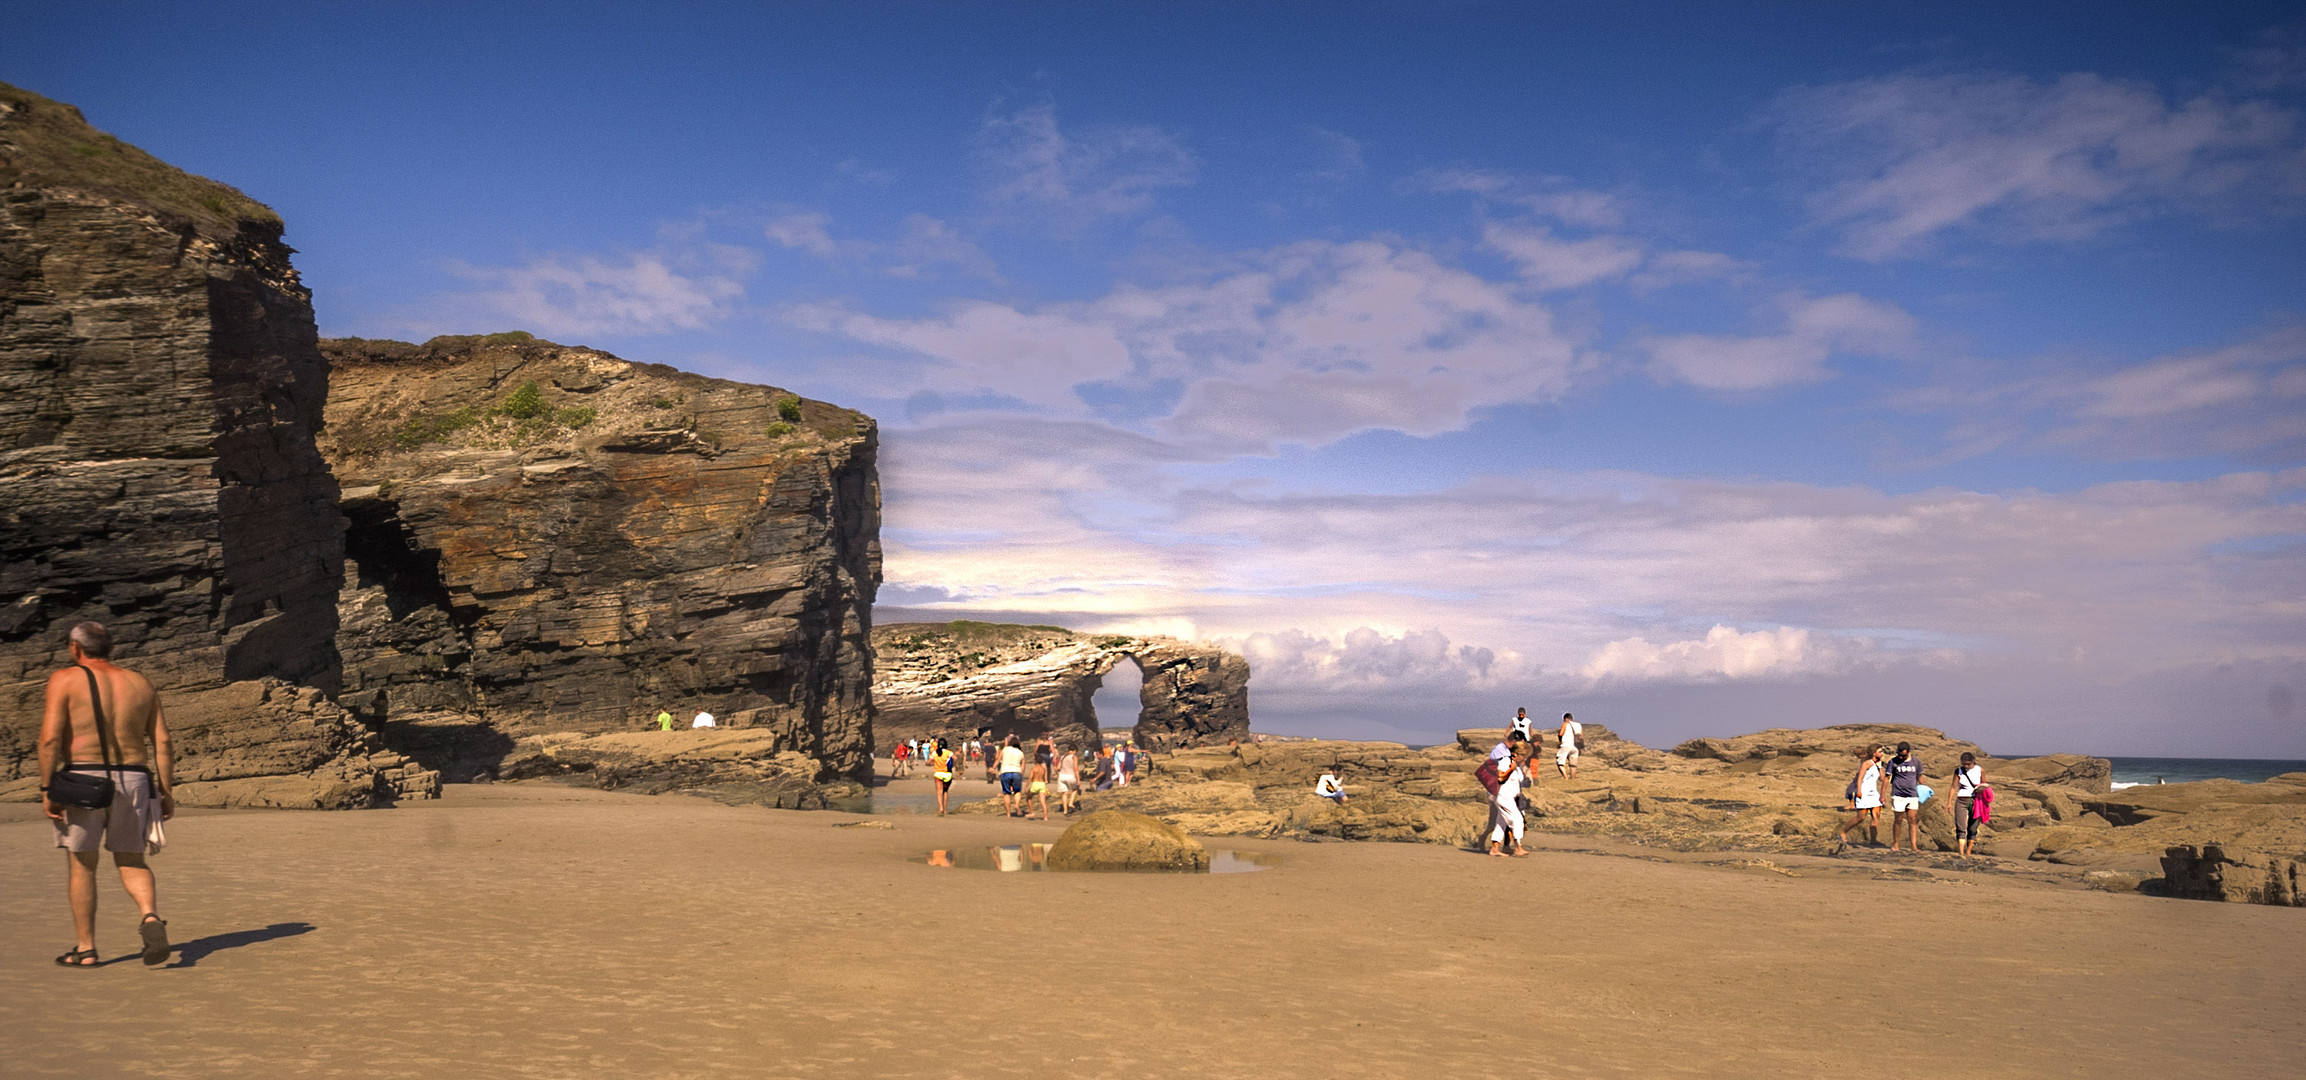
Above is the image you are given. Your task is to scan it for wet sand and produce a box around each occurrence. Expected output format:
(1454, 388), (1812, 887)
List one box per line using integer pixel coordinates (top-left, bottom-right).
(2, 782), (2300, 1079)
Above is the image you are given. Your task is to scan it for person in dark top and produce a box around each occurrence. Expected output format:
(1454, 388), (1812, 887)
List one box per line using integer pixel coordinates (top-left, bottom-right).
(1884, 741), (1926, 853)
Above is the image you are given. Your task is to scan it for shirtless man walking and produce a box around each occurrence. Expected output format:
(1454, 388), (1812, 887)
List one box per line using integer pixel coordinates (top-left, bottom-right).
(38, 622), (175, 967)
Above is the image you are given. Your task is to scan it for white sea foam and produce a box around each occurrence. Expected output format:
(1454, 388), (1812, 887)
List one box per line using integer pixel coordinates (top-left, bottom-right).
(2110, 781), (2142, 790)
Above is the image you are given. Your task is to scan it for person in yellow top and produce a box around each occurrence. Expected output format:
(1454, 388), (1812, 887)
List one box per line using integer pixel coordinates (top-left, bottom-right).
(928, 739), (958, 816)
(654, 710), (673, 731)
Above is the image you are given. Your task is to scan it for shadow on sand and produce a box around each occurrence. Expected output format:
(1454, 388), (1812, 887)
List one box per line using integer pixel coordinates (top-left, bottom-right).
(161, 921), (316, 969)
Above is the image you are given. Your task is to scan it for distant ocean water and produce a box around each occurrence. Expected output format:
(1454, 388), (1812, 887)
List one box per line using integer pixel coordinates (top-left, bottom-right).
(2102, 757), (2306, 788)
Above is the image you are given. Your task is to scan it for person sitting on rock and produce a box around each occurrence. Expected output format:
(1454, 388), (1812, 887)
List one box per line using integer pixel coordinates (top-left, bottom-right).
(1093, 745), (1119, 791)
(1314, 766), (1347, 805)
(691, 711), (715, 729)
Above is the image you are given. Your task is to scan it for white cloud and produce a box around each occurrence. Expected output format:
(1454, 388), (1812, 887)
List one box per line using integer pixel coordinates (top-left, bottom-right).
(978, 103), (1196, 227)
(1642, 292), (1917, 391)
(1581, 625), (1887, 682)
(792, 237), (1586, 445)
(764, 212), (836, 255)
(1481, 222), (1646, 291)
(788, 301), (1132, 412)
(441, 249), (749, 338)
(1412, 167), (1625, 228)
(1890, 324), (2306, 463)
(1776, 70), (2306, 259)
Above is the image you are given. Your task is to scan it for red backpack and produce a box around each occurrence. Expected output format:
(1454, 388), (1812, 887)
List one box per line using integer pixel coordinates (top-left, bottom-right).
(1475, 757), (1503, 796)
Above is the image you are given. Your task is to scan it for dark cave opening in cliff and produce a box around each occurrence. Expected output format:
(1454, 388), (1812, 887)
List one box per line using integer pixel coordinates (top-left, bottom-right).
(1089, 654), (1145, 734)
(341, 495), (456, 619)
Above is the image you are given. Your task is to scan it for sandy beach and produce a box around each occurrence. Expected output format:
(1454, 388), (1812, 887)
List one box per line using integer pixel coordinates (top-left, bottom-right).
(3, 781), (2300, 1080)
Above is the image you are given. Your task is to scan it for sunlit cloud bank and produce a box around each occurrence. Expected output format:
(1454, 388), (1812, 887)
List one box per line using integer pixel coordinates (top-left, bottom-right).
(878, 413), (2306, 749)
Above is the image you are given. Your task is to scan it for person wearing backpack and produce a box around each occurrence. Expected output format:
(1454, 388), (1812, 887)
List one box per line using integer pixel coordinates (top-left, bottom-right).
(1555, 713), (1583, 779)
(1476, 730), (1526, 845)
(1952, 752), (1986, 858)
(1487, 744), (1535, 857)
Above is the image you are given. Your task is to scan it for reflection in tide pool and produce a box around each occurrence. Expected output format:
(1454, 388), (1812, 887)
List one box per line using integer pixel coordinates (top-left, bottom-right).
(923, 844), (1278, 873)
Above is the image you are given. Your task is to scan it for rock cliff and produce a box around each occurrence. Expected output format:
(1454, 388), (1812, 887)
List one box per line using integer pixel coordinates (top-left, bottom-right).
(316, 334), (881, 783)
(0, 82), (431, 807)
(872, 621), (1250, 752)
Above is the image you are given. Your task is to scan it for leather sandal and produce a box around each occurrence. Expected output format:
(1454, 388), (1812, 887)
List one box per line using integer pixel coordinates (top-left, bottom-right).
(139, 914), (169, 966)
(55, 947), (98, 967)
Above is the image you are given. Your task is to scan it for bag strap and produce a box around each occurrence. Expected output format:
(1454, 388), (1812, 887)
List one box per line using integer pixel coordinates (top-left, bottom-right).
(75, 663), (121, 771)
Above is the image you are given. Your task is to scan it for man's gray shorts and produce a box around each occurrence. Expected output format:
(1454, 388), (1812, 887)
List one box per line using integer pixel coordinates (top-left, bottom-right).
(52, 768), (159, 854)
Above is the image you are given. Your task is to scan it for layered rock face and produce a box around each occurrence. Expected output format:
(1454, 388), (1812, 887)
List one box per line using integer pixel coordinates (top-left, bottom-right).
(316, 335), (881, 782)
(0, 83), (431, 807)
(872, 621), (1250, 752)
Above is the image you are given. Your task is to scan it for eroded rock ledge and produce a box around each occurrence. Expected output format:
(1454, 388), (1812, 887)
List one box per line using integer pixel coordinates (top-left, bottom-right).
(872, 621), (1249, 751)
(0, 82), (430, 807)
(317, 334), (882, 785)
(1060, 722), (2305, 906)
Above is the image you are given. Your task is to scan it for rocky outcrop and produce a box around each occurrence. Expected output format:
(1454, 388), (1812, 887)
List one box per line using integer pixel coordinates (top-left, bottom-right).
(1045, 810), (1210, 872)
(2156, 843), (2303, 907)
(1068, 729), (2304, 905)
(873, 621), (1249, 752)
(493, 729), (868, 810)
(0, 82), (432, 807)
(316, 334), (881, 783)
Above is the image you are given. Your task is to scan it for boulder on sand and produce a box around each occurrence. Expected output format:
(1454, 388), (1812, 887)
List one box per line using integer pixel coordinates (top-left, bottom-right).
(1046, 810), (1211, 872)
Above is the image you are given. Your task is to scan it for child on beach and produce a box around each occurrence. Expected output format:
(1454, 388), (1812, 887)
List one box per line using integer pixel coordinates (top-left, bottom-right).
(929, 739), (957, 816)
(1027, 759), (1051, 820)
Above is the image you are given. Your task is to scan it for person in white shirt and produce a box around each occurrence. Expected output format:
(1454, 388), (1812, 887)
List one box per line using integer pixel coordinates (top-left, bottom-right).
(1314, 767), (1347, 804)
(1509, 708), (1532, 742)
(691, 711), (715, 729)
(1952, 752), (1985, 857)
(1838, 746), (1885, 850)
(1555, 713), (1583, 778)
(1488, 745), (1533, 857)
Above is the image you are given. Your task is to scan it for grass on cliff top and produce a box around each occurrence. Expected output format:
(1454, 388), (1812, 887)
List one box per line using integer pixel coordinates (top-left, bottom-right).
(0, 81), (282, 240)
(878, 620), (1079, 648)
(390, 380), (596, 450)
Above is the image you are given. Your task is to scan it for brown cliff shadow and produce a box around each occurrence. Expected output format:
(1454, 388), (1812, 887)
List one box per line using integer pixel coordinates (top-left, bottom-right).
(162, 921), (316, 969)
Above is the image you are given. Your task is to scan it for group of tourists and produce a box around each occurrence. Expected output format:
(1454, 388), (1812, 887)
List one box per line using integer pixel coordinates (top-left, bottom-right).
(901, 732), (1152, 817)
(1838, 742), (1993, 856)
(1471, 710), (1585, 858)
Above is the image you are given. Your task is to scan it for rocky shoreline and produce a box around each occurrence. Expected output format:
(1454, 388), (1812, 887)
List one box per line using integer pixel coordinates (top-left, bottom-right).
(972, 722), (2304, 906)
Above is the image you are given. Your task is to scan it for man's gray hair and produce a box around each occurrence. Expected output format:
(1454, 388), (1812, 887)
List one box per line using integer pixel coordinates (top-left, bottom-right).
(68, 621), (113, 659)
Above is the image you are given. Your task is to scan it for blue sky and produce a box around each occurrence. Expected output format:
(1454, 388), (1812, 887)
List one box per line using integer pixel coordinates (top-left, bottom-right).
(11, 2), (2304, 755)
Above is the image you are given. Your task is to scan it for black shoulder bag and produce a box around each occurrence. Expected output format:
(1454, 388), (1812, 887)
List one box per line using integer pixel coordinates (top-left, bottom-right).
(45, 665), (121, 810)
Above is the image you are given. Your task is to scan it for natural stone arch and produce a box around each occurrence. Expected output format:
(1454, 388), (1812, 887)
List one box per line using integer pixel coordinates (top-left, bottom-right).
(868, 622), (1251, 754)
